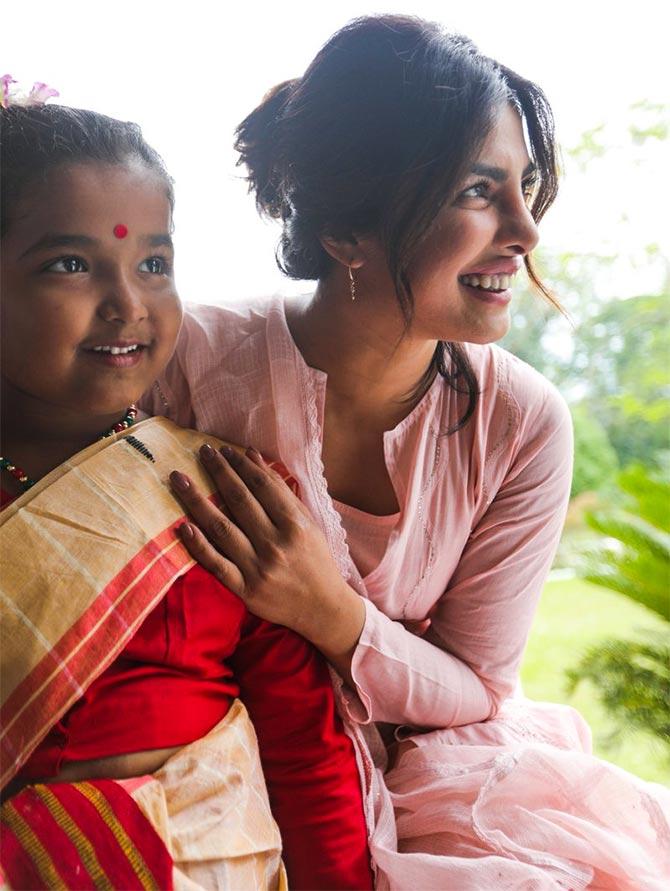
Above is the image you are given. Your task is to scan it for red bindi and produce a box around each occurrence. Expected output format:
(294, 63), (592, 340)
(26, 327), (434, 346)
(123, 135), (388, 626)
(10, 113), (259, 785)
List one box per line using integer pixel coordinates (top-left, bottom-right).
(113, 224), (128, 239)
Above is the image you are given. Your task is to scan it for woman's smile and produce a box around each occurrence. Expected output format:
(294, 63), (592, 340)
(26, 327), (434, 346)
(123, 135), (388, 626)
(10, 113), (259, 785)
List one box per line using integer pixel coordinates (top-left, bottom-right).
(459, 277), (513, 307)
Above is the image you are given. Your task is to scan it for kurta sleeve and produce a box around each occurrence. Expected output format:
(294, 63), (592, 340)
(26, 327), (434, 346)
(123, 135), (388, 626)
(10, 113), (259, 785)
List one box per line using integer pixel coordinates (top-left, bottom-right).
(230, 615), (373, 891)
(343, 381), (573, 729)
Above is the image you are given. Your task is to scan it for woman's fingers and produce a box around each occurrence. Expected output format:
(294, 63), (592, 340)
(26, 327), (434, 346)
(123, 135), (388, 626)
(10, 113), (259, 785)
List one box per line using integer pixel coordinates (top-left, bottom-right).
(169, 469), (256, 567)
(216, 445), (307, 529)
(177, 522), (246, 595)
(197, 444), (277, 539)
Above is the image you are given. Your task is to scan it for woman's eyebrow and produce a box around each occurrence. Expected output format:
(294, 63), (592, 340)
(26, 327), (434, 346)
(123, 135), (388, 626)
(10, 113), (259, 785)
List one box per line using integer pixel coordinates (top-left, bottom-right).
(470, 161), (537, 182)
(19, 233), (97, 259)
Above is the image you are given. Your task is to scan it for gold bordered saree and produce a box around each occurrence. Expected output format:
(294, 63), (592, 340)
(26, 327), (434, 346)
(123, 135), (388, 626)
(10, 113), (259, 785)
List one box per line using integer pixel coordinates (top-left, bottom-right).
(0, 418), (288, 890)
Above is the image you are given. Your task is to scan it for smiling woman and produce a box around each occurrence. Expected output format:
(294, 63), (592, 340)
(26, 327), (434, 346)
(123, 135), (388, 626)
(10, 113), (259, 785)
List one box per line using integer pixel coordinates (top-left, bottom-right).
(144, 13), (670, 888)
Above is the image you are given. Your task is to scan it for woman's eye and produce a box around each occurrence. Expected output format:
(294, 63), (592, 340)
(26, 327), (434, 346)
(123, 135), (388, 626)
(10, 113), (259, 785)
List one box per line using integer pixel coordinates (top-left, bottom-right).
(522, 178), (539, 204)
(46, 256), (87, 273)
(139, 256), (168, 274)
(458, 180), (491, 203)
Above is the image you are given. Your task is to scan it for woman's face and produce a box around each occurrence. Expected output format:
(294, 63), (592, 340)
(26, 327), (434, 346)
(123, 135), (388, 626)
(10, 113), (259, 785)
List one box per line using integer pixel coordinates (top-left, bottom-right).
(1, 161), (183, 420)
(405, 104), (540, 344)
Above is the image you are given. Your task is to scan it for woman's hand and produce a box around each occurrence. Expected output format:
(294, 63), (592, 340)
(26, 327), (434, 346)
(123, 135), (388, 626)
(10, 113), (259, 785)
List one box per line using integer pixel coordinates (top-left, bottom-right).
(169, 444), (365, 675)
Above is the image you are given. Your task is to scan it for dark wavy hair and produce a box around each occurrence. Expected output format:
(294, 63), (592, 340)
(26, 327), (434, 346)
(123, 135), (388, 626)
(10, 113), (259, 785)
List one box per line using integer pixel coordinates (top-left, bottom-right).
(0, 104), (173, 238)
(235, 14), (560, 429)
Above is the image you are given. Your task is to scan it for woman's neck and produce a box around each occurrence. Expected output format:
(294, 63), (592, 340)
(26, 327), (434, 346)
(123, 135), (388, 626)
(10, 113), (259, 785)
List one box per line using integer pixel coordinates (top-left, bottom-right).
(285, 283), (437, 428)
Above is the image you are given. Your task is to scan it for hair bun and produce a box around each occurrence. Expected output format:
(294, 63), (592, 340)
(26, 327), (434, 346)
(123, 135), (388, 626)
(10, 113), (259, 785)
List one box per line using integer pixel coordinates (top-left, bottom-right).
(235, 78), (299, 219)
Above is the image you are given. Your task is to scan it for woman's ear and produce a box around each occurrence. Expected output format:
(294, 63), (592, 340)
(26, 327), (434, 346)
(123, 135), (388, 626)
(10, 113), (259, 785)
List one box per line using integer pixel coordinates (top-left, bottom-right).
(319, 234), (367, 269)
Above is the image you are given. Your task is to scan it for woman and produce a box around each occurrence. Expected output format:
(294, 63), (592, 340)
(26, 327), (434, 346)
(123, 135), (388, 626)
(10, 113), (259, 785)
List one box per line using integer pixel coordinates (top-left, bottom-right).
(149, 15), (670, 889)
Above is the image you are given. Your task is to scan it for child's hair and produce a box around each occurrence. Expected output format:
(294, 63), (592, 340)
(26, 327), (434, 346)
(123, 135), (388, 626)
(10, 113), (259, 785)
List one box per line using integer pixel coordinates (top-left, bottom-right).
(0, 104), (174, 237)
(235, 14), (560, 426)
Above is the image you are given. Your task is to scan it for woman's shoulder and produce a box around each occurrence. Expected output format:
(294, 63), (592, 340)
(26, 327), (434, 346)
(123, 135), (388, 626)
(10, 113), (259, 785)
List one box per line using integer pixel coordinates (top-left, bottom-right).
(179, 295), (280, 357)
(142, 296), (282, 423)
(463, 341), (570, 432)
(444, 343), (572, 507)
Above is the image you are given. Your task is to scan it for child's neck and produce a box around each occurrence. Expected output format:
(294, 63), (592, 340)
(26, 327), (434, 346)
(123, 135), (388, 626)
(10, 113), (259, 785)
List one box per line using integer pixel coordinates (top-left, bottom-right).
(1, 385), (135, 492)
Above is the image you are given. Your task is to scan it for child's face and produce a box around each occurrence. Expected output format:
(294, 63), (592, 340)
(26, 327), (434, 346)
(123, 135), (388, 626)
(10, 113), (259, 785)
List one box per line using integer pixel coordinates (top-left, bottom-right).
(1, 161), (182, 420)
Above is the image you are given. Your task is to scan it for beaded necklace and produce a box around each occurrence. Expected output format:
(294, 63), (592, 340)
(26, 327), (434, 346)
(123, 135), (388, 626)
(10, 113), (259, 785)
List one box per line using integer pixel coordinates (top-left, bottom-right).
(0, 405), (138, 493)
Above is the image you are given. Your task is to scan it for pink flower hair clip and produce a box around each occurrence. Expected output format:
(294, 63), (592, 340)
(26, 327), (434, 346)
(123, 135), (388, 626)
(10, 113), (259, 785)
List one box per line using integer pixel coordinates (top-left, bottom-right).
(1, 75), (59, 109)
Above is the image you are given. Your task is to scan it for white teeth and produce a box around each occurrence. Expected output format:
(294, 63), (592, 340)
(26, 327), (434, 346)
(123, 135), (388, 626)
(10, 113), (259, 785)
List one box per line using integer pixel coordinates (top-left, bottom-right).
(91, 344), (140, 355)
(459, 272), (516, 291)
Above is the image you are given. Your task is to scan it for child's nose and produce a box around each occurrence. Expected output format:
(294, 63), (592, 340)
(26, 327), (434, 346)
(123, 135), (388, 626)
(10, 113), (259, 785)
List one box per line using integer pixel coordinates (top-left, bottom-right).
(99, 276), (149, 323)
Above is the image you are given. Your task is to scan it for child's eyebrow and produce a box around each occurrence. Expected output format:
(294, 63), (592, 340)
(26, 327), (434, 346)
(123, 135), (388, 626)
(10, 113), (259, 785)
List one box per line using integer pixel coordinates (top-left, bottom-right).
(20, 232), (174, 259)
(20, 234), (97, 259)
(143, 234), (174, 249)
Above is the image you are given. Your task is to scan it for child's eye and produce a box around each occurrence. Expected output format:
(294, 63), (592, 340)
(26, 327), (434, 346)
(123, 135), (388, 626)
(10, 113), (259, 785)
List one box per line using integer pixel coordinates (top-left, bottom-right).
(139, 256), (169, 274)
(45, 256), (88, 273)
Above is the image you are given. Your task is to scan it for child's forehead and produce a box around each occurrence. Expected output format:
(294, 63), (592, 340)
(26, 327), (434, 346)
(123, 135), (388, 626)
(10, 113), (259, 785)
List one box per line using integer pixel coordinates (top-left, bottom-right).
(43, 160), (168, 203)
(16, 161), (172, 233)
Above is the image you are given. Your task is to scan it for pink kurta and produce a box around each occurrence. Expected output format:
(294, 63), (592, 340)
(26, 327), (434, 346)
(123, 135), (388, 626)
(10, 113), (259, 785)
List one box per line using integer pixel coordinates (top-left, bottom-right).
(145, 296), (670, 890)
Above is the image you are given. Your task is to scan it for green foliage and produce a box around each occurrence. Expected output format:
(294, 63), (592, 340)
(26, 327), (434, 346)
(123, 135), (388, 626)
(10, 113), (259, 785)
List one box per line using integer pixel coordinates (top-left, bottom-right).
(523, 578), (669, 782)
(570, 294), (670, 468)
(628, 100), (670, 144)
(567, 124), (607, 169)
(502, 289), (670, 473)
(569, 464), (670, 750)
(583, 464), (670, 620)
(566, 634), (670, 746)
(501, 102), (670, 483)
(570, 404), (619, 498)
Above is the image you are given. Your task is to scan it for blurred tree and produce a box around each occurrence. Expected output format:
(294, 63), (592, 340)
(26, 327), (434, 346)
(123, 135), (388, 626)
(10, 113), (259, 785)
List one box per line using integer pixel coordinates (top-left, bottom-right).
(501, 103), (670, 480)
(567, 464), (670, 749)
(581, 463), (670, 618)
(569, 294), (670, 468)
(570, 404), (619, 498)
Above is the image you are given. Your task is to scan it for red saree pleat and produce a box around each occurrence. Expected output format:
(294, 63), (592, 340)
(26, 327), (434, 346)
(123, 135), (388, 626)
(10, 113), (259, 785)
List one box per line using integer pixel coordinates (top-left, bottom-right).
(0, 779), (173, 890)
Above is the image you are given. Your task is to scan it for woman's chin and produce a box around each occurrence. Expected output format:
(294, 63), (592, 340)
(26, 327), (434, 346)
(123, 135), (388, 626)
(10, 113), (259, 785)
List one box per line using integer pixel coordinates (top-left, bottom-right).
(442, 313), (511, 346)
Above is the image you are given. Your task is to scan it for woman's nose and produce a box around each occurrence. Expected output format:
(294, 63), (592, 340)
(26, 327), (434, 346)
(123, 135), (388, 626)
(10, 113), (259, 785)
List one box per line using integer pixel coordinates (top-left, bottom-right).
(500, 196), (540, 257)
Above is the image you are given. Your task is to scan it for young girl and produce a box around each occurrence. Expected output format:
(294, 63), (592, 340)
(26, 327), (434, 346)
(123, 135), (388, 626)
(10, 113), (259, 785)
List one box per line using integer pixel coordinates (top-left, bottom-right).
(147, 15), (670, 890)
(0, 102), (373, 890)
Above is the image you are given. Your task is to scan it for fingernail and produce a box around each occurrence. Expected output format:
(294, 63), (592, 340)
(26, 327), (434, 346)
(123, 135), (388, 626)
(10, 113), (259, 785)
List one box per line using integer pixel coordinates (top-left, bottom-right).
(220, 445), (235, 461)
(179, 522), (194, 539)
(170, 470), (190, 491)
(246, 446), (264, 463)
(200, 443), (216, 461)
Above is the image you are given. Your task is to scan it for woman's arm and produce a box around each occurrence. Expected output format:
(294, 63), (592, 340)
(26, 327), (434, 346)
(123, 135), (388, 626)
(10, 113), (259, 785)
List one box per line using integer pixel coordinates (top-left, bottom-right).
(345, 388), (573, 727)
(171, 386), (572, 729)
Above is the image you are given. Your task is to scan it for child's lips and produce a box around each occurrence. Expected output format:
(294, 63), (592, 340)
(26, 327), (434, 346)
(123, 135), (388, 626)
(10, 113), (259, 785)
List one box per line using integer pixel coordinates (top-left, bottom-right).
(81, 343), (149, 368)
